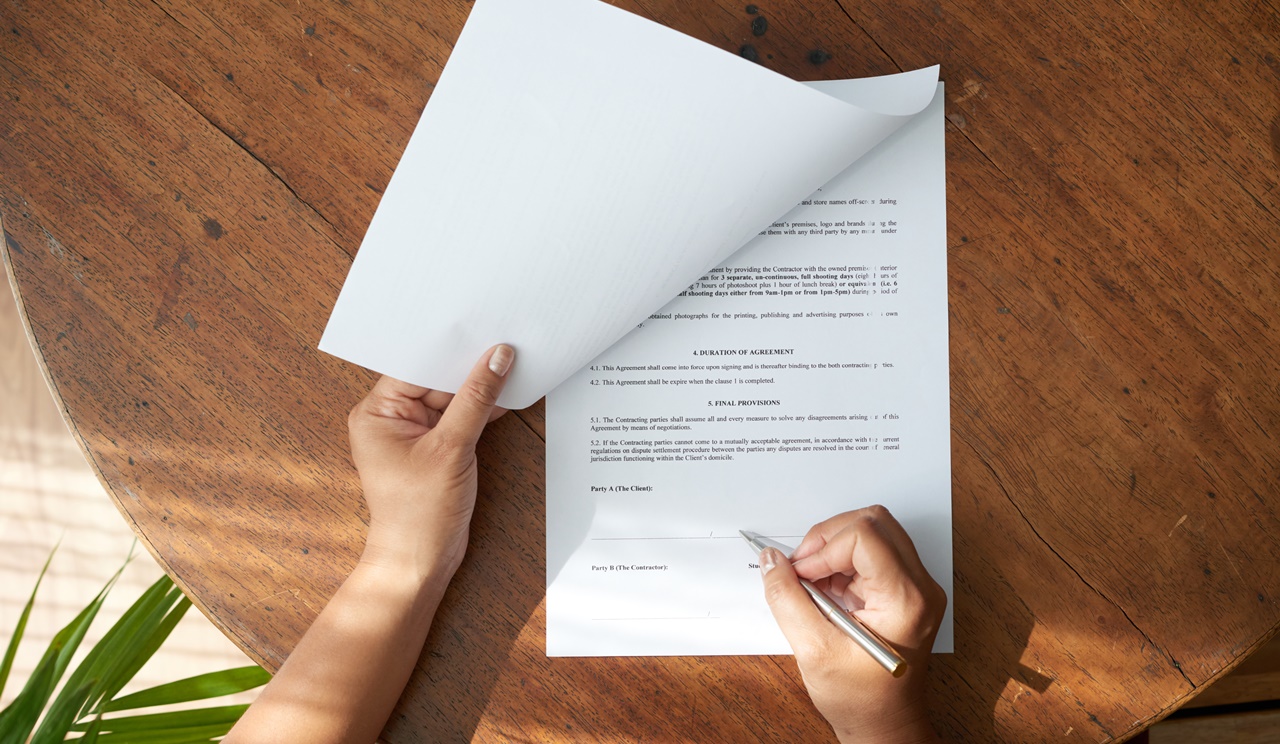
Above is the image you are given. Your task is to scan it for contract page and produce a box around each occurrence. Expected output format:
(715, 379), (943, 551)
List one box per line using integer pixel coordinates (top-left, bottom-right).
(318, 0), (939, 409)
(546, 81), (951, 656)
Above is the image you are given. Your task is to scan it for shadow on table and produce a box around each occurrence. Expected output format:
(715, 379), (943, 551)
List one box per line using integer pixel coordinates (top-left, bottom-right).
(926, 449), (1054, 742)
(931, 572), (1042, 741)
(381, 411), (549, 741)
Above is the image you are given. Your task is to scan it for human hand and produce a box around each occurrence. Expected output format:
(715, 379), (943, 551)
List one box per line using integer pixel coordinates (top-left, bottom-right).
(346, 344), (515, 586)
(225, 346), (515, 743)
(760, 506), (946, 744)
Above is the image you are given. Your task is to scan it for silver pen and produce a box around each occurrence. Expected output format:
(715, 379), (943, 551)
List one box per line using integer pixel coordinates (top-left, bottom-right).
(741, 530), (906, 677)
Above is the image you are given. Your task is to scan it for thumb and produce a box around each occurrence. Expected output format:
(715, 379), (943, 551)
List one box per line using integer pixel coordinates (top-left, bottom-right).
(760, 547), (840, 661)
(436, 344), (516, 446)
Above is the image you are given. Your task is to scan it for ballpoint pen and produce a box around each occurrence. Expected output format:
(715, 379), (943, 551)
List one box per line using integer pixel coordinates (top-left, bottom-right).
(741, 529), (906, 677)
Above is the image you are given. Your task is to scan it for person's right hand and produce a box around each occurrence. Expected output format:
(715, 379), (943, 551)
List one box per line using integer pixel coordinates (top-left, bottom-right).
(759, 506), (947, 744)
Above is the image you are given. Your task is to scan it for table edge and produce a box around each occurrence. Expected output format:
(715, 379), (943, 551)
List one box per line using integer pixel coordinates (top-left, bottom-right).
(0, 218), (276, 672)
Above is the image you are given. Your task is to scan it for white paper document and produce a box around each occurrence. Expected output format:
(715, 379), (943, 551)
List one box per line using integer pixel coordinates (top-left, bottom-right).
(316, 0), (952, 658)
(545, 81), (951, 656)
(319, 0), (938, 409)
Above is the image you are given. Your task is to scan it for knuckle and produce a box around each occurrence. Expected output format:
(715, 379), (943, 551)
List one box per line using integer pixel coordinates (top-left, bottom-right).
(929, 579), (949, 614)
(763, 578), (790, 607)
(464, 377), (502, 408)
(379, 397), (416, 421)
(862, 503), (891, 522)
(431, 428), (470, 456)
(347, 400), (368, 429)
(901, 578), (948, 628)
(850, 512), (878, 533)
(791, 631), (832, 669)
(901, 582), (928, 613)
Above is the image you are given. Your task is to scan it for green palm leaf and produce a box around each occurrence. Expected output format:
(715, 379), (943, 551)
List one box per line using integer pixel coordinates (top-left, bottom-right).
(76, 723), (231, 743)
(71, 704), (248, 733)
(32, 576), (177, 742)
(104, 666), (270, 712)
(0, 544), (57, 701)
(0, 560), (125, 743)
(95, 591), (192, 710)
(1, 547), (267, 742)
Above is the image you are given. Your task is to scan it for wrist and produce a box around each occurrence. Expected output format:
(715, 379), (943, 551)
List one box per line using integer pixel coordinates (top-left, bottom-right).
(832, 711), (938, 744)
(835, 729), (937, 744)
(359, 529), (460, 600)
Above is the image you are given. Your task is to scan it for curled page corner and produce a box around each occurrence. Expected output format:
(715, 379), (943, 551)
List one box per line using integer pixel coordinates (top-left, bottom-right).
(816, 65), (941, 117)
(318, 0), (942, 409)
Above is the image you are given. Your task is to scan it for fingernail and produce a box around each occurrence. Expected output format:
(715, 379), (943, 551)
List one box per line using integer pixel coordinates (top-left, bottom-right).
(759, 548), (777, 575)
(488, 344), (515, 377)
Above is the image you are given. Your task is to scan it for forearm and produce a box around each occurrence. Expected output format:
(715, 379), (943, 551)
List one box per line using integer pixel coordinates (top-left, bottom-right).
(226, 557), (451, 743)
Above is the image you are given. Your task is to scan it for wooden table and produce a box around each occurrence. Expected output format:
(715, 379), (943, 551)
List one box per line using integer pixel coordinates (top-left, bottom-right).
(3, 0), (1277, 740)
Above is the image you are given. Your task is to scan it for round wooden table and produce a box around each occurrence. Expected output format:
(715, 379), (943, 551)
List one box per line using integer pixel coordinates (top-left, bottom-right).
(3, 0), (1278, 740)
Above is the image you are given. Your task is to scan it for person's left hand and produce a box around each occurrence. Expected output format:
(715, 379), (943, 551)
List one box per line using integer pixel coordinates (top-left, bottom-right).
(225, 345), (516, 744)
(346, 344), (515, 584)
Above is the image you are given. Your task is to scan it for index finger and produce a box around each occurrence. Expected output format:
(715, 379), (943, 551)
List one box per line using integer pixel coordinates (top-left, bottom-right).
(352, 376), (436, 429)
(369, 375), (431, 403)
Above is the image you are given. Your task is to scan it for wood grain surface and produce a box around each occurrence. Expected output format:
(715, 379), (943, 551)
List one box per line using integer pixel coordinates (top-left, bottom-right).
(2, 0), (1278, 740)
